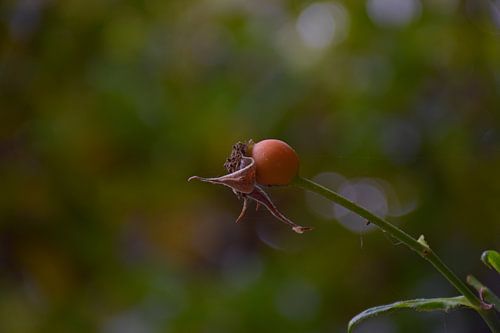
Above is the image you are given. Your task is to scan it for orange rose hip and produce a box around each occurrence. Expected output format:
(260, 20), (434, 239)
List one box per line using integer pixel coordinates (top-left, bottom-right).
(249, 139), (299, 186)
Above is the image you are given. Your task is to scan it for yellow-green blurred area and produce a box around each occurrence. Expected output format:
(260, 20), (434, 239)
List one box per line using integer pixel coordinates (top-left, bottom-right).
(1, 0), (499, 332)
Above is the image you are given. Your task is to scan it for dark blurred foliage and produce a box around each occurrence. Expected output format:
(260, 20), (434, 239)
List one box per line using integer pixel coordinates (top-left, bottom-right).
(1, 0), (499, 332)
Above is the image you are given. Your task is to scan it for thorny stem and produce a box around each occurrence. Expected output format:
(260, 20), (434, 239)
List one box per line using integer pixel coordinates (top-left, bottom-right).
(292, 176), (500, 332)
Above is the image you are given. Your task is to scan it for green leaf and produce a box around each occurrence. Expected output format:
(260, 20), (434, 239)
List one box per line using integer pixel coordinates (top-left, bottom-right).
(481, 250), (500, 274)
(348, 296), (473, 333)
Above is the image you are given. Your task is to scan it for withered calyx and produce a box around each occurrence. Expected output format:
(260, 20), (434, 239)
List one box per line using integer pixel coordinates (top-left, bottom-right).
(189, 141), (312, 234)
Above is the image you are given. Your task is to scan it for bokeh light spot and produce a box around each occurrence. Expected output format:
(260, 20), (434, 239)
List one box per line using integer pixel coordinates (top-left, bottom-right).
(366, 0), (421, 27)
(305, 172), (347, 219)
(334, 179), (388, 233)
(296, 2), (349, 49)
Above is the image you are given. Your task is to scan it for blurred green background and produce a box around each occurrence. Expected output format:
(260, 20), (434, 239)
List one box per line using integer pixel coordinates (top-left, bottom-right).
(1, 0), (499, 332)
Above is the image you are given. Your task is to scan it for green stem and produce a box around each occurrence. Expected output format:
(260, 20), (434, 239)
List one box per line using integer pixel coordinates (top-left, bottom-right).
(293, 176), (500, 332)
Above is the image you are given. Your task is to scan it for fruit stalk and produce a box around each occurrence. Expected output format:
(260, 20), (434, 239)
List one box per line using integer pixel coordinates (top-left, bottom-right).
(292, 176), (500, 332)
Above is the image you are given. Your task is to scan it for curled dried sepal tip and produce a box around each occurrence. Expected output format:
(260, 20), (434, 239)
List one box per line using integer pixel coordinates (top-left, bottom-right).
(293, 226), (314, 234)
(245, 184), (313, 233)
(188, 156), (256, 194)
(478, 288), (494, 310)
(189, 140), (312, 234)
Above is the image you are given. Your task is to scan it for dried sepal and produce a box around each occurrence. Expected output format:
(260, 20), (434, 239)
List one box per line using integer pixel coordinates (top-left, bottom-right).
(189, 141), (312, 234)
(245, 185), (313, 234)
(235, 198), (249, 224)
(188, 156), (256, 194)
